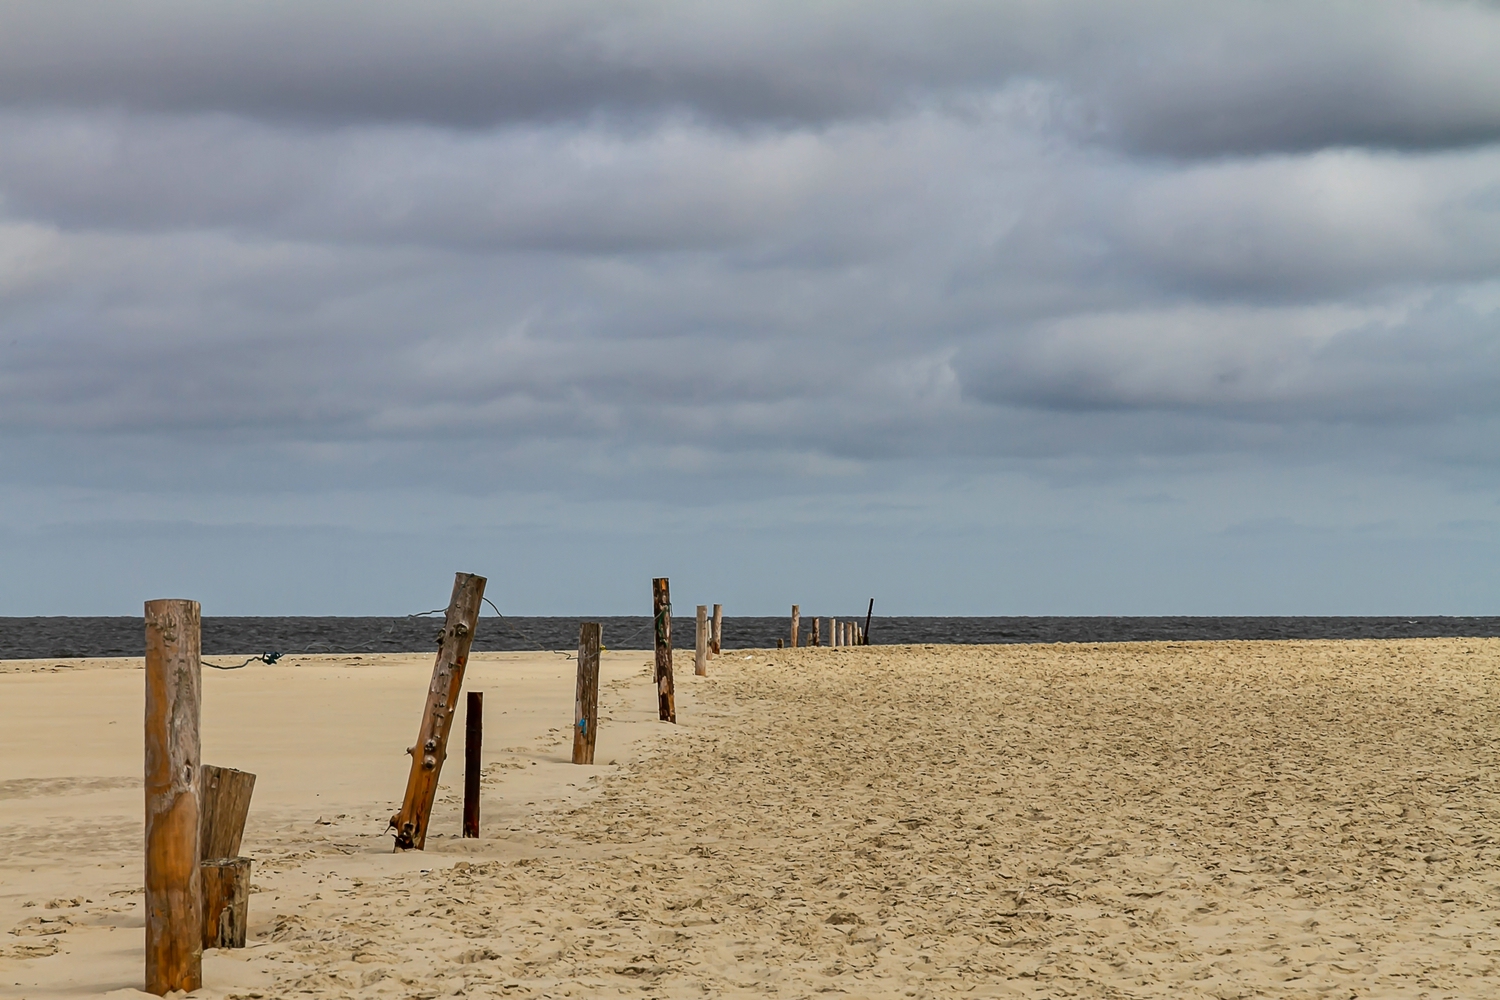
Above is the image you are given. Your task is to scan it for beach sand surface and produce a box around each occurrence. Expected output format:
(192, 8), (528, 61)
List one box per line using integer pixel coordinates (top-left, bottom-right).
(2, 638), (1499, 998)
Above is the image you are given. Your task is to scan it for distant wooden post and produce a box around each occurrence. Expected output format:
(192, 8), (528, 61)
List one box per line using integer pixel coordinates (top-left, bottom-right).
(791, 605), (800, 648)
(573, 623), (601, 764)
(711, 604), (723, 655)
(863, 598), (874, 645)
(831, 618), (839, 648)
(463, 692), (482, 837)
(144, 598), (203, 995)
(200, 858), (250, 949)
(695, 605), (709, 675)
(652, 578), (676, 723)
(391, 572), (487, 850)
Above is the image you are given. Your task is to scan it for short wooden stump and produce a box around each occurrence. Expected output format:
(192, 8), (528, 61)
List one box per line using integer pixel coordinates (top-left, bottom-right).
(201, 857), (251, 949)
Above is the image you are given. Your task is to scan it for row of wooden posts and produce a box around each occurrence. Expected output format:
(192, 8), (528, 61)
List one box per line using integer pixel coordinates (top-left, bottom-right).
(142, 572), (846, 994)
(784, 601), (872, 648)
(141, 573), (698, 993)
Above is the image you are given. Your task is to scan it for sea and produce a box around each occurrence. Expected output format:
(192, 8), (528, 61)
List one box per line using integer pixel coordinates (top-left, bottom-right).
(4, 615), (1500, 660)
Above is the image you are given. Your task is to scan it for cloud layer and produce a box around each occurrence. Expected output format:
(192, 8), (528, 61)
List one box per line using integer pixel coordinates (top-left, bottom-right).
(1, 1), (1498, 612)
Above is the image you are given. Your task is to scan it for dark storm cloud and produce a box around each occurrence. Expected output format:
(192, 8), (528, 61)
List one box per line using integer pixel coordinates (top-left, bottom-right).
(1, 0), (1499, 499)
(2, 1), (1500, 157)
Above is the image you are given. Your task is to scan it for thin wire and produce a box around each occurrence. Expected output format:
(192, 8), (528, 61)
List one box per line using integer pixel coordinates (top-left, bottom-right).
(203, 651), (282, 670)
(478, 597), (573, 659)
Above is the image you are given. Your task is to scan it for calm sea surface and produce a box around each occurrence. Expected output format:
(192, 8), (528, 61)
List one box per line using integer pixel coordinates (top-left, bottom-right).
(4, 615), (1500, 659)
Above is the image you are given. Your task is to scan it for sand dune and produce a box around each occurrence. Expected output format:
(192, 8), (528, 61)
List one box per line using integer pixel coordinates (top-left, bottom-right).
(3, 639), (1499, 997)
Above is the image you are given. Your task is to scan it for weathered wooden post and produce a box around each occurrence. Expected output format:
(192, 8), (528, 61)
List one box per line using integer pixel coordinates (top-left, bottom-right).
(711, 604), (723, 655)
(652, 578), (676, 723)
(573, 623), (601, 764)
(863, 598), (874, 645)
(811, 618), (821, 646)
(144, 599), (203, 995)
(463, 691), (482, 838)
(391, 572), (486, 850)
(830, 618), (839, 648)
(201, 858), (250, 950)
(790, 605), (800, 648)
(695, 605), (709, 675)
(199, 765), (255, 860)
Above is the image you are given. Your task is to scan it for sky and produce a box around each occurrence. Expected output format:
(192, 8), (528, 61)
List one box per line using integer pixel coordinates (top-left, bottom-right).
(3, 0), (1500, 617)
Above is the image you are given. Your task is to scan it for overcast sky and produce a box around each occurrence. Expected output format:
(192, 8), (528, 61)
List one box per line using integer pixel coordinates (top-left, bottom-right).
(3, 0), (1500, 617)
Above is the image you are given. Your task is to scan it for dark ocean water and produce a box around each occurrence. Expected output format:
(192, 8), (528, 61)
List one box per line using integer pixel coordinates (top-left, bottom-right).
(4, 615), (1500, 659)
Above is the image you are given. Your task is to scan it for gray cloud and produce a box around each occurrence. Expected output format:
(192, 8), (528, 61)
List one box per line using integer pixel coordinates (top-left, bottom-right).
(1, 2), (1499, 157)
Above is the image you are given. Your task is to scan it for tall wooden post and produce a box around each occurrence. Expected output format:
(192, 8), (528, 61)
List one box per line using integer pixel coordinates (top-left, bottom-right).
(144, 599), (203, 995)
(791, 605), (800, 648)
(391, 572), (486, 850)
(711, 604), (723, 655)
(695, 605), (709, 675)
(652, 578), (676, 723)
(573, 623), (601, 764)
(863, 598), (874, 645)
(831, 618), (839, 648)
(463, 691), (482, 838)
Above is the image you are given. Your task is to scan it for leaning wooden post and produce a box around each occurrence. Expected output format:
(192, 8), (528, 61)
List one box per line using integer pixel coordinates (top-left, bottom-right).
(863, 598), (874, 645)
(695, 605), (709, 675)
(711, 604), (723, 655)
(652, 578), (676, 723)
(573, 623), (601, 764)
(144, 599), (203, 995)
(791, 605), (800, 648)
(198, 765), (255, 860)
(463, 691), (482, 838)
(391, 572), (486, 850)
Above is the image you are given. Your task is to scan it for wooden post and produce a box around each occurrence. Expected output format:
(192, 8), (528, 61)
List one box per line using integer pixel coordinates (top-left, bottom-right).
(573, 623), (601, 764)
(831, 618), (839, 648)
(790, 605), (800, 648)
(199, 765), (255, 860)
(463, 691), (482, 838)
(711, 604), (723, 655)
(390, 572), (487, 850)
(144, 599), (203, 995)
(653, 578), (676, 723)
(863, 598), (874, 645)
(812, 618), (821, 646)
(200, 858), (250, 949)
(695, 605), (708, 675)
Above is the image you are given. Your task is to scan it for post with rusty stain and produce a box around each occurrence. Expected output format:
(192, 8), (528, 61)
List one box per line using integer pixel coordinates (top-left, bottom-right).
(573, 622), (601, 764)
(652, 578), (676, 723)
(711, 604), (723, 656)
(391, 572), (487, 850)
(144, 599), (203, 995)
(695, 605), (709, 676)
(463, 691), (482, 838)
(790, 605), (800, 648)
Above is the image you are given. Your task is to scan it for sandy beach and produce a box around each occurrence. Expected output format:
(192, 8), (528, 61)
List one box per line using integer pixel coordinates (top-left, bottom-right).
(3, 638), (1499, 998)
